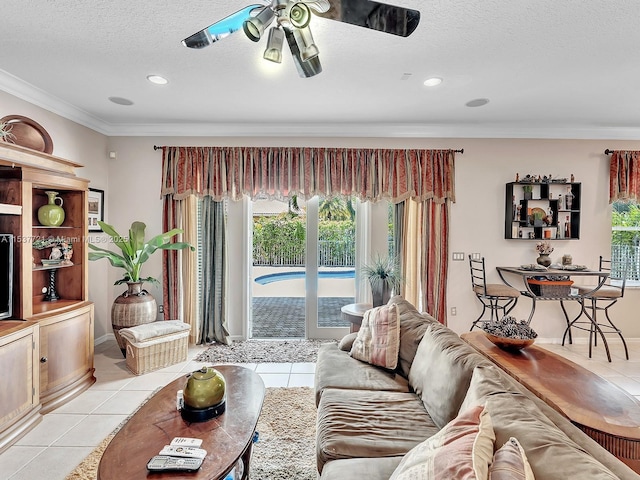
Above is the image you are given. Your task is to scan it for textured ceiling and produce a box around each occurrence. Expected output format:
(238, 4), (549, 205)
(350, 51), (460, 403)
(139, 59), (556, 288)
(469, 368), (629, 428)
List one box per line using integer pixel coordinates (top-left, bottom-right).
(1, 0), (639, 138)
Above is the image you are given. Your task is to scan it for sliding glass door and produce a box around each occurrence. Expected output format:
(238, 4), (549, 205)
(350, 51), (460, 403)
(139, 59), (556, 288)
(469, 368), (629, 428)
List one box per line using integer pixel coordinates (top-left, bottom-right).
(249, 196), (352, 339)
(306, 197), (353, 339)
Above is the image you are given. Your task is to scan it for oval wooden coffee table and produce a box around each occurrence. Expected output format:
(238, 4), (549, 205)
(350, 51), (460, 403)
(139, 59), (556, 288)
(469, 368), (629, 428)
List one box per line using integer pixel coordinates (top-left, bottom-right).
(97, 365), (265, 480)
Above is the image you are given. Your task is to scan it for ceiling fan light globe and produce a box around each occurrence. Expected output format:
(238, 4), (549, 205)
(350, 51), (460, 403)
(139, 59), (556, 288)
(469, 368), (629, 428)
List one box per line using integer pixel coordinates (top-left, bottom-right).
(243, 21), (262, 41)
(243, 6), (276, 42)
(288, 2), (311, 29)
(293, 25), (319, 62)
(263, 27), (284, 63)
(300, 43), (319, 62)
(264, 48), (283, 63)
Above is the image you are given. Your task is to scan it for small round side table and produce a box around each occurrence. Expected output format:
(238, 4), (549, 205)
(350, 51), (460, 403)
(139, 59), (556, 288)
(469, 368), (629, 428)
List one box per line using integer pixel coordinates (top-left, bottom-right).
(341, 303), (372, 333)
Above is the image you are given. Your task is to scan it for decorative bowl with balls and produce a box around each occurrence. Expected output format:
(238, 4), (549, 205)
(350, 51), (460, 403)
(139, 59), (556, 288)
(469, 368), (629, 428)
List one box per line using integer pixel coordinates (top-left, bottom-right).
(482, 316), (538, 351)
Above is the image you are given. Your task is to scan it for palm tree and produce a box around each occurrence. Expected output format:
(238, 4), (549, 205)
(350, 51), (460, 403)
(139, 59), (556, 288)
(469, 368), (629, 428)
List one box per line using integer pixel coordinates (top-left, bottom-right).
(319, 197), (351, 221)
(288, 195), (301, 215)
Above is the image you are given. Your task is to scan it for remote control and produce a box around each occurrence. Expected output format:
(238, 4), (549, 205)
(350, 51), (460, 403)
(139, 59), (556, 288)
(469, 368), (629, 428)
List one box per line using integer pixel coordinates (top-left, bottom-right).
(159, 445), (207, 459)
(170, 437), (203, 448)
(147, 455), (203, 472)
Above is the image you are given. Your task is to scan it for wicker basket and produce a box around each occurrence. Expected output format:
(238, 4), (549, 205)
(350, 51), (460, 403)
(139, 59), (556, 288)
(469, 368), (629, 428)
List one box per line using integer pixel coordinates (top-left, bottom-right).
(124, 330), (189, 375)
(527, 278), (573, 297)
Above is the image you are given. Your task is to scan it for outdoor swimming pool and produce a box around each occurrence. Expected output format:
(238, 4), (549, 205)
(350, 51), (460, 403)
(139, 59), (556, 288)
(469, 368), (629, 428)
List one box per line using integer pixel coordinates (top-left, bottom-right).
(254, 269), (355, 285)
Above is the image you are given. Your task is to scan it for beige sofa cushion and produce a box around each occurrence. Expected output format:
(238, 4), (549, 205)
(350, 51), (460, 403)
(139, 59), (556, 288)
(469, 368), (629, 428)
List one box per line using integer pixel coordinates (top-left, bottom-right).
(463, 363), (636, 480)
(484, 393), (619, 479)
(320, 457), (403, 480)
(350, 303), (400, 369)
(316, 388), (439, 472)
(314, 343), (409, 406)
(409, 322), (490, 428)
(389, 405), (495, 480)
(388, 295), (438, 378)
(460, 364), (521, 413)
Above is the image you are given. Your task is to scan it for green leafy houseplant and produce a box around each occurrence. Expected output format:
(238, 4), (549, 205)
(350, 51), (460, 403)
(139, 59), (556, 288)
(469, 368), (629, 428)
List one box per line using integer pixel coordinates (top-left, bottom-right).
(361, 254), (402, 307)
(88, 220), (194, 285)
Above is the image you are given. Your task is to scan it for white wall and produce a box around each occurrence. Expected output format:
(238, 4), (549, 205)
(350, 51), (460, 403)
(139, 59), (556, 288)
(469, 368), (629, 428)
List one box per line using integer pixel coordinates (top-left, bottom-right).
(5, 89), (640, 342)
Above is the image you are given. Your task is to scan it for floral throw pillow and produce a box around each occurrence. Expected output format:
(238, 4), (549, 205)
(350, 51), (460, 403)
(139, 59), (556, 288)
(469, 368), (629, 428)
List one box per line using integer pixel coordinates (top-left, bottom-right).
(349, 303), (400, 369)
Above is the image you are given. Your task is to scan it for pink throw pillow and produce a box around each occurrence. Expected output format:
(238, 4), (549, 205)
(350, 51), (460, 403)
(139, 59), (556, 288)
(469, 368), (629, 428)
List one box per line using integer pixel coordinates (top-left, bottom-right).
(390, 405), (495, 480)
(489, 437), (535, 480)
(349, 303), (400, 369)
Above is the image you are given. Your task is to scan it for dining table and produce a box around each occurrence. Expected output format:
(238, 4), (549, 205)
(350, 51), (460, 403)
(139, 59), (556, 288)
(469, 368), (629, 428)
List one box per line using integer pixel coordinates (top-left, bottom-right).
(495, 265), (610, 358)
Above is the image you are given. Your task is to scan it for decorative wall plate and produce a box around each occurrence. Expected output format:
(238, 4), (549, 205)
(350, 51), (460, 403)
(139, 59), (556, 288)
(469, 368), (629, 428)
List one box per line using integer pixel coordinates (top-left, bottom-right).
(0, 115), (53, 154)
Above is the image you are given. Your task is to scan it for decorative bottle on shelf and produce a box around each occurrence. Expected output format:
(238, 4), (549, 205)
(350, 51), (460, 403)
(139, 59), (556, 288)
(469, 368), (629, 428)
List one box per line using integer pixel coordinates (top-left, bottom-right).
(564, 215), (571, 239)
(37, 191), (65, 226)
(565, 186), (574, 210)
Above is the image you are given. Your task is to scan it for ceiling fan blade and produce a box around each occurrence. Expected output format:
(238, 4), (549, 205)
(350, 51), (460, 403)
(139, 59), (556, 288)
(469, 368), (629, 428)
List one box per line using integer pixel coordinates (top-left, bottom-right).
(314, 0), (420, 37)
(182, 4), (264, 48)
(284, 28), (322, 78)
(305, 0), (331, 14)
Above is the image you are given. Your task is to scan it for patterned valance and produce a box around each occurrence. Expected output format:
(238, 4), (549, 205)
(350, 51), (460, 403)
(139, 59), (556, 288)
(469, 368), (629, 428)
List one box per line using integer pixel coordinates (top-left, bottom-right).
(609, 150), (640, 203)
(160, 146), (456, 204)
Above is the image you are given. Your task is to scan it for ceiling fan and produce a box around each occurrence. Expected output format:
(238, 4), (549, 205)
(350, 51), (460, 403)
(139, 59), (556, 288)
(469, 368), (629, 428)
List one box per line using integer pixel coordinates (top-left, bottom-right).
(182, 0), (420, 78)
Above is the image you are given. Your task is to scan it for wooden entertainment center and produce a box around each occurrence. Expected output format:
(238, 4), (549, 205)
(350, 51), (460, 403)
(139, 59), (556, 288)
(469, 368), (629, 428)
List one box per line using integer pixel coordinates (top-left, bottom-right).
(0, 143), (95, 453)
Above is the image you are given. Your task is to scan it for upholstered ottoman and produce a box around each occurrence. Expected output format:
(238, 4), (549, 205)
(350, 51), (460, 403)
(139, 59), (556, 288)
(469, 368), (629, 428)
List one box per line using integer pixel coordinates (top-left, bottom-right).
(118, 320), (190, 375)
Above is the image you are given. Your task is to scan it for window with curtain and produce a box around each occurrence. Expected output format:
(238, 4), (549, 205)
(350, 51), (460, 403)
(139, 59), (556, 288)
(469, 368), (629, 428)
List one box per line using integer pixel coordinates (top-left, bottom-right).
(611, 200), (640, 285)
(608, 150), (640, 285)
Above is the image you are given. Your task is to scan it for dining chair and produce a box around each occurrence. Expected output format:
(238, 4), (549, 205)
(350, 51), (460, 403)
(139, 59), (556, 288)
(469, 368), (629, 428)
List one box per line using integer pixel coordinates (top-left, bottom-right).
(468, 256), (520, 331)
(574, 256), (629, 360)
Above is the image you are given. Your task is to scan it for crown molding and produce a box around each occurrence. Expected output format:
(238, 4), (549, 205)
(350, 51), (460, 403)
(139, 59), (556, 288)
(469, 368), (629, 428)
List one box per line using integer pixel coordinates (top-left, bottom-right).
(2, 69), (640, 140)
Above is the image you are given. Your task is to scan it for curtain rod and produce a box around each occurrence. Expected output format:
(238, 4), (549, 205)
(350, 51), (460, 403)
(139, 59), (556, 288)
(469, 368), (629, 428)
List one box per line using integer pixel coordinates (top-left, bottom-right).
(605, 149), (614, 155)
(153, 145), (464, 153)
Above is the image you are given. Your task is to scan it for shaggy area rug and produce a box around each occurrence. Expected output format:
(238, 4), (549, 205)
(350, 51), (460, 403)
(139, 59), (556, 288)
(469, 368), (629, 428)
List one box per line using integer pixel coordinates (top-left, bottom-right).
(65, 387), (316, 480)
(195, 339), (335, 363)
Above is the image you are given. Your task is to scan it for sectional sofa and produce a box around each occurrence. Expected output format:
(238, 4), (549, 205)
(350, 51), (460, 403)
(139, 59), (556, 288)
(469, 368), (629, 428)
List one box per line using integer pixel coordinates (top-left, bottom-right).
(314, 295), (640, 479)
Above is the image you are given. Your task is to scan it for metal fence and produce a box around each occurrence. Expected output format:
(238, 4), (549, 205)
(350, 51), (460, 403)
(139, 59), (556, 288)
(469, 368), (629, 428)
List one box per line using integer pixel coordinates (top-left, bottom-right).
(612, 245), (640, 282)
(253, 240), (356, 267)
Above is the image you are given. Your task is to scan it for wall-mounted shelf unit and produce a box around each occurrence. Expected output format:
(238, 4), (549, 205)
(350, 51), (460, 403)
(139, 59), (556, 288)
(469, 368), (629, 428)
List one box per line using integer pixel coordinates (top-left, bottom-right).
(505, 182), (581, 240)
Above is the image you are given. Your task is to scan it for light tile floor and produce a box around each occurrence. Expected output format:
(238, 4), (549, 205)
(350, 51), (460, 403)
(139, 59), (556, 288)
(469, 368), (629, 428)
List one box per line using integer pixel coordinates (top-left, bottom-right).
(0, 338), (639, 480)
(0, 339), (315, 480)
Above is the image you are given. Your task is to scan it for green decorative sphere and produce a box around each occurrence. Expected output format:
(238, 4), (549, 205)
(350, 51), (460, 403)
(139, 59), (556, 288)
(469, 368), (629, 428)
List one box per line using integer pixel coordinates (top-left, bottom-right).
(183, 367), (226, 409)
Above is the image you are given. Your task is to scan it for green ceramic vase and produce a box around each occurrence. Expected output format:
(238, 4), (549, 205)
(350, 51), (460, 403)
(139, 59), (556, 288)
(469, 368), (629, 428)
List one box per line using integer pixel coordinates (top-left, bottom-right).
(37, 191), (65, 226)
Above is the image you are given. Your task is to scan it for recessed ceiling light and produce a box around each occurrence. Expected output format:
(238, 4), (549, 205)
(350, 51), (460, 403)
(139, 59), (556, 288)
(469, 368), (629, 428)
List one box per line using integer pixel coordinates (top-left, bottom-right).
(147, 75), (169, 85)
(466, 98), (490, 107)
(108, 96), (134, 106)
(423, 77), (442, 87)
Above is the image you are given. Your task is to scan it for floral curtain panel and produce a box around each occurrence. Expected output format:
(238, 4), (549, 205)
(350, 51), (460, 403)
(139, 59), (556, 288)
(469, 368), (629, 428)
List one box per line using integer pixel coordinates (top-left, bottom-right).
(610, 150), (640, 203)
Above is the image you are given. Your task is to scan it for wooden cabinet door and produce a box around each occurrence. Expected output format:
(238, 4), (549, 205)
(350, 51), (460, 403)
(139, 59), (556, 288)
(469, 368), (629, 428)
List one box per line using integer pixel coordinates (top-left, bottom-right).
(39, 303), (95, 412)
(0, 322), (41, 453)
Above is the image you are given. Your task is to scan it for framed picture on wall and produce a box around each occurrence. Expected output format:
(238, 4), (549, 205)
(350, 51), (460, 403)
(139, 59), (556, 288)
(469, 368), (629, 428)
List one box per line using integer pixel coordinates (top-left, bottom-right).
(88, 188), (104, 232)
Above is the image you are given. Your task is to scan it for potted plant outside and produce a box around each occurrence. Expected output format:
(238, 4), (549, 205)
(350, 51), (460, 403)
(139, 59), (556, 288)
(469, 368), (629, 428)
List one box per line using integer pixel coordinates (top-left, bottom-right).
(361, 254), (402, 307)
(88, 220), (194, 356)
